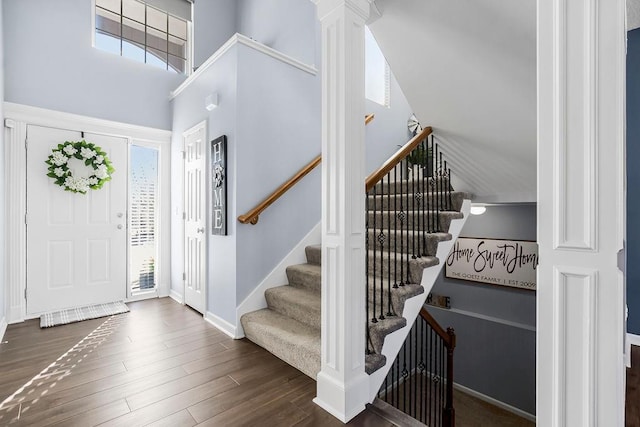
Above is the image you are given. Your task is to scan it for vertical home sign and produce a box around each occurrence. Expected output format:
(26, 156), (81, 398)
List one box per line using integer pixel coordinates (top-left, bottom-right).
(211, 135), (227, 235)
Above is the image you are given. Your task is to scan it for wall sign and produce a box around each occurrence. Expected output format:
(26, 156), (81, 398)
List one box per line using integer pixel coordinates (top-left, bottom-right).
(445, 237), (538, 290)
(211, 135), (227, 236)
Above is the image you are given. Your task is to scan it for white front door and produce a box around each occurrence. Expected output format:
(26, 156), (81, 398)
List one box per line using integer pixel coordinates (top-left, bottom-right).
(26, 125), (128, 315)
(183, 122), (207, 314)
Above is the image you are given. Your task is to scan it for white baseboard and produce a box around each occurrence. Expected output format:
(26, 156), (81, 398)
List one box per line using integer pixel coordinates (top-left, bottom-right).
(169, 289), (184, 304)
(454, 382), (536, 423)
(235, 222), (321, 338)
(0, 317), (7, 342)
(205, 311), (239, 339)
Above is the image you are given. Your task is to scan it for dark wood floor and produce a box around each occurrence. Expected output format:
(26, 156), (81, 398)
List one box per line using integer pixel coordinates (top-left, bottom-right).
(0, 298), (536, 426)
(0, 298), (393, 426)
(628, 345), (640, 427)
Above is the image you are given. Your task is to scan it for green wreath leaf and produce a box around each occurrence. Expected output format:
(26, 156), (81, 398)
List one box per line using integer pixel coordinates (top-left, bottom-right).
(45, 140), (114, 194)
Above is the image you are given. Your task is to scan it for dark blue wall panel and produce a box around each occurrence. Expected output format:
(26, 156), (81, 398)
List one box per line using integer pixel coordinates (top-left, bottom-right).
(628, 28), (640, 335)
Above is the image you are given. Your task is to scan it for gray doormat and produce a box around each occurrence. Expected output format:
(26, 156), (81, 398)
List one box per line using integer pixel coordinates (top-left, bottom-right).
(40, 301), (129, 328)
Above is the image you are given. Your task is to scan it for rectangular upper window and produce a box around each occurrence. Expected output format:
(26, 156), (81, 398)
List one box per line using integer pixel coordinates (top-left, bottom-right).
(365, 26), (390, 107)
(94, 0), (192, 74)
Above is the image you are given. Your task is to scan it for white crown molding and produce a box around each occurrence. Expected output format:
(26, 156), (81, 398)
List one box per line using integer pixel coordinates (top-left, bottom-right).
(4, 103), (172, 143)
(170, 33), (318, 100)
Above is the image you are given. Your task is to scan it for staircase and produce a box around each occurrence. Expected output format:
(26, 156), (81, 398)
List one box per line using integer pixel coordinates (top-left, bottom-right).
(241, 150), (470, 382)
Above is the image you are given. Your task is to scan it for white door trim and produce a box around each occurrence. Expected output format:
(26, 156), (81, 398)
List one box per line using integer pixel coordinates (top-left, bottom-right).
(4, 103), (172, 323)
(182, 120), (208, 314)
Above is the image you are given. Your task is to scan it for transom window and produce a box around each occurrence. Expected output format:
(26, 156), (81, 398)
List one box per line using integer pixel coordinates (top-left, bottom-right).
(95, 0), (190, 74)
(365, 26), (391, 107)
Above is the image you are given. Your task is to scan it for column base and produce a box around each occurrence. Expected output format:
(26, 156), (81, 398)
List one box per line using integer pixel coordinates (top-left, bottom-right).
(314, 370), (370, 423)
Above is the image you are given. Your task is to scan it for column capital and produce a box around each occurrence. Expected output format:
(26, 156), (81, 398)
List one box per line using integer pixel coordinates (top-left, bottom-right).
(314, 0), (374, 22)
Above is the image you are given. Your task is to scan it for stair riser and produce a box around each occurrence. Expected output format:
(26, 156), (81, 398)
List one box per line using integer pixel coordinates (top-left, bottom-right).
(367, 191), (466, 212)
(367, 211), (462, 234)
(265, 290), (320, 330)
(286, 266), (321, 292)
(305, 246), (321, 265)
(367, 230), (450, 257)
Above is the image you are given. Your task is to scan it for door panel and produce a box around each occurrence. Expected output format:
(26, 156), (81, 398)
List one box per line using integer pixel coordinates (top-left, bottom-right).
(26, 125), (128, 314)
(184, 123), (207, 314)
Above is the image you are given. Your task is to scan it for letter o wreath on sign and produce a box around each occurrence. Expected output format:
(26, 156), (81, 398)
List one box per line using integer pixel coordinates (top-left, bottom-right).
(45, 140), (115, 194)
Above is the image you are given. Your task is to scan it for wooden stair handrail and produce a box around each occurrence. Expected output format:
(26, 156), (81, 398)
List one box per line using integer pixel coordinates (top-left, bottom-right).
(419, 306), (456, 349)
(238, 114), (375, 225)
(238, 154), (321, 224)
(365, 113), (375, 125)
(365, 126), (433, 192)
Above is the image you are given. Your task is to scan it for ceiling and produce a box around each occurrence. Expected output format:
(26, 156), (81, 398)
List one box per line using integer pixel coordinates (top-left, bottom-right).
(369, 0), (537, 203)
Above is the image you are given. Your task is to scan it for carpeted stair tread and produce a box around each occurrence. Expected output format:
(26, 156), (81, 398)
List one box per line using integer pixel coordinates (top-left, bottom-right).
(265, 285), (320, 329)
(367, 191), (469, 212)
(286, 263), (321, 292)
(367, 251), (439, 284)
(368, 316), (407, 354)
(366, 229), (452, 256)
(241, 308), (320, 379)
(367, 280), (424, 317)
(305, 245), (321, 265)
(366, 353), (387, 375)
(367, 210), (463, 233)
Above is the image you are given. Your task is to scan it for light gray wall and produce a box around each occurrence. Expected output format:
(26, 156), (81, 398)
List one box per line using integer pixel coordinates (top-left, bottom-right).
(171, 47), (239, 322)
(429, 204), (537, 415)
(3, 0), (185, 130)
(236, 0), (317, 65)
(234, 43), (321, 305)
(193, 0), (237, 69)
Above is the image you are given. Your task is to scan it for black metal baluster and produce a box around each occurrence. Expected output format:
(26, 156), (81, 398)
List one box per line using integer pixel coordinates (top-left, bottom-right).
(400, 158), (406, 285)
(393, 165), (399, 289)
(411, 151), (417, 260)
(365, 204), (371, 353)
(395, 353), (400, 407)
(429, 135), (435, 233)
(440, 337), (445, 425)
(418, 139), (424, 257)
(386, 174), (393, 317)
(372, 187), (378, 324)
(439, 151), (444, 214)
(411, 315), (420, 418)
(402, 341), (407, 413)
(429, 326), (434, 426)
(448, 165), (453, 212)
(378, 180), (385, 321)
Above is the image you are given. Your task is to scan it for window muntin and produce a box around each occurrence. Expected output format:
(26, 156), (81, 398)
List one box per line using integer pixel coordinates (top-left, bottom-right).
(95, 0), (189, 74)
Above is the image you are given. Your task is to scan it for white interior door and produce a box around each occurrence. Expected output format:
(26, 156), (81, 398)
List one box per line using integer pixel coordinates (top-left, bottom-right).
(26, 125), (128, 315)
(183, 122), (207, 314)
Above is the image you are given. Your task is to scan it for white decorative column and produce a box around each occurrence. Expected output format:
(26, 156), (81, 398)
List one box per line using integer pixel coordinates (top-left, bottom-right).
(313, 0), (371, 422)
(538, 0), (626, 425)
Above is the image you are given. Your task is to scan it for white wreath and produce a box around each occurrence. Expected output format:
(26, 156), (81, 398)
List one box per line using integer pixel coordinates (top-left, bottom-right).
(46, 140), (114, 194)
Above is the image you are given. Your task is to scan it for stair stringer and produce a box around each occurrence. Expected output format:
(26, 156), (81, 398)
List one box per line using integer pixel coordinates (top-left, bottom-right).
(367, 198), (471, 401)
